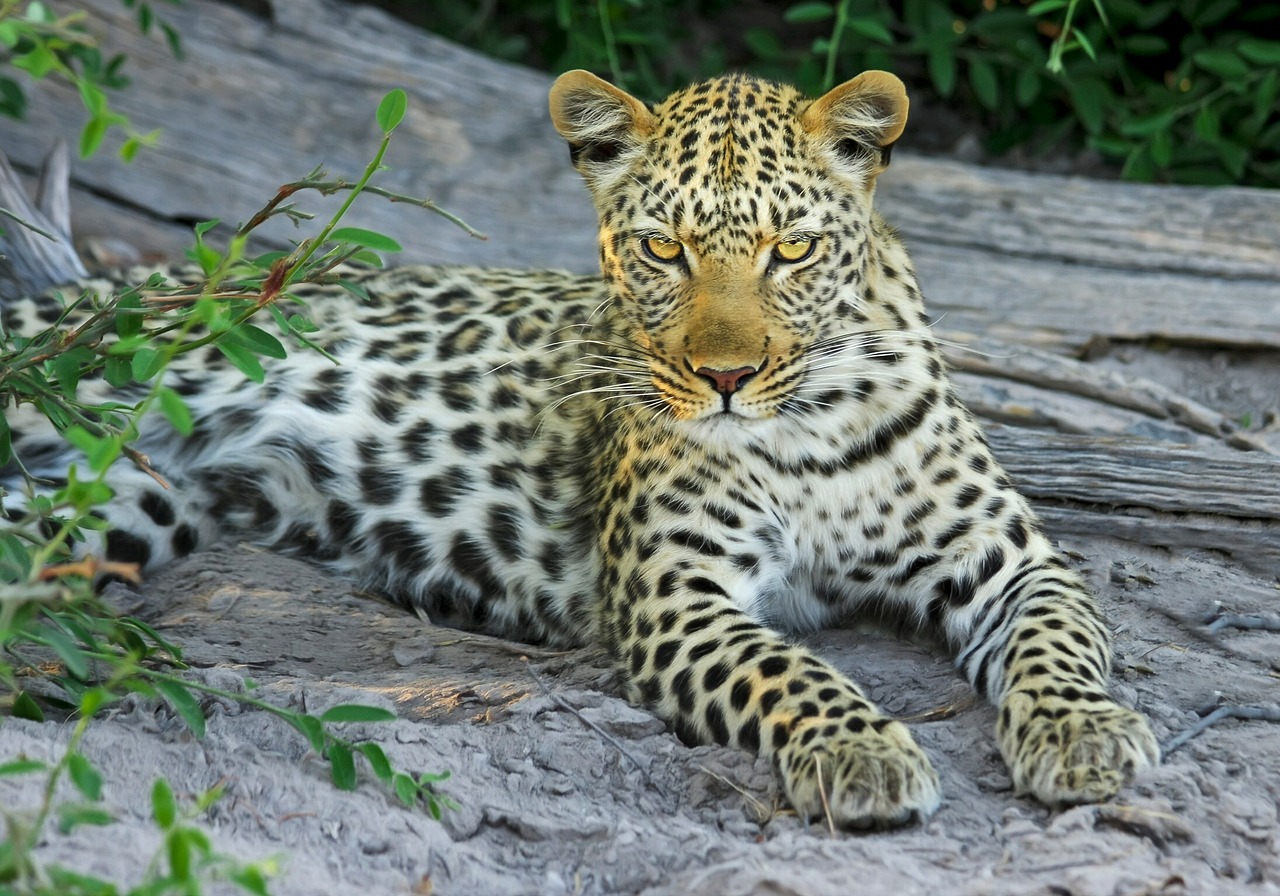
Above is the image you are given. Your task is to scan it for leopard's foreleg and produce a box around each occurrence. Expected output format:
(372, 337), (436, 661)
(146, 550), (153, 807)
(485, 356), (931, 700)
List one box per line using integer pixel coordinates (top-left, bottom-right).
(600, 513), (941, 829)
(947, 548), (1160, 805)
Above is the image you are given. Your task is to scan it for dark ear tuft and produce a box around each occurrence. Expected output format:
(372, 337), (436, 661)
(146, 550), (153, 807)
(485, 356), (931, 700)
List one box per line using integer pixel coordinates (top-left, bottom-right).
(802, 70), (909, 184)
(569, 140), (623, 166)
(549, 70), (653, 187)
(835, 137), (866, 163)
(833, 136), (895, 172)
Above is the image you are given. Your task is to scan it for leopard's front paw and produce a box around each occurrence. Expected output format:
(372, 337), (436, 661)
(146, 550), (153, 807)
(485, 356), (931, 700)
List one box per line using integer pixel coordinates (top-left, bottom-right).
(1000, 690), (1159, 806)
(776, 716), (941, 829)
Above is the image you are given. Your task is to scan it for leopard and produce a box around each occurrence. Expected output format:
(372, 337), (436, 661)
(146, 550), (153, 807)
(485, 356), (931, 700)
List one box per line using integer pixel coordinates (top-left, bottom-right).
(1, 69), (1159, 828)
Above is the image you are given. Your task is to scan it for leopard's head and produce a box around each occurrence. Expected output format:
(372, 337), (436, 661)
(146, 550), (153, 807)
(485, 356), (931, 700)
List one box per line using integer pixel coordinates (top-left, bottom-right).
(550, 70), (915, 424)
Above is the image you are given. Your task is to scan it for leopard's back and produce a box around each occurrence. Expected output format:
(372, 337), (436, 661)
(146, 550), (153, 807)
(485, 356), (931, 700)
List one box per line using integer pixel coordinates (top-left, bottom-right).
(3, 264), (610, 639)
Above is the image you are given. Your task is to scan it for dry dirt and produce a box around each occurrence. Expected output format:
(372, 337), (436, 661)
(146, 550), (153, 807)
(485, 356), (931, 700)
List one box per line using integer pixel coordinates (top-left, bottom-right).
(3, 530), (1276, 895)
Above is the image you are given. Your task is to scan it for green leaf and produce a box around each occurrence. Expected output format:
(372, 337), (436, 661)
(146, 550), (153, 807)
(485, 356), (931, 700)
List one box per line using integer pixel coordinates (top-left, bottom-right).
(1150, 130), (1173, 168)
(195, 781), (227, 813)
(1073, 29), (1097, 62)
(195, 295), (231, 330)
(286, 312), (321, 333)
(56, 803), (115, 833)
(1014, 68), (1041, 108)
(78, 81), (107, 116)
(79, 116), (110, 160)
(154, 679), (206, 738)
(13, 45), (56, 78)
(1124, 35), (1169, 55)
(1216, 140), (1248, 181)
(81, 686), (110, 721)
(41, 623), (90, 679)
(161, 21), (183, 58)
(168, 828), (192, 880)
(152, 777), (178, 829)
(328, 742), (356, 790)
(157, 385), (194, 435)
(743, 27), (783, 60)
(104, 355), (133, 387)
(0, 758), (48, 776)
(0, 413), (10, 466)
(335, 280), (371, 303)
(1238, 39), (1280, 65)
(1121, 144), (1155, 182)
(62, 425), (120, 473)
(847, 17), (894, 44)
(230, 865), (275, 896)
(216, 341), (266, 383)
(1192, 48), (1248, 80)
(968, 59), (999, 111)
(120, 136), (142, 162)
(68, 753), (104, 800)
(289, 713), (326, 751)
(115, 290), (144, 339)
(376, 88), (407, 132)
(226, 323), (287, 359)
(131, 347), (165, 382)
(320, 704), (397, 724)
(326, 227), (403, 253)
(392, 771), (418, 806)
(1025, 0), (1068, 14)
(52, 346), (96, 397)
(783, 2), (832, 23)
(348, 249), (386, 268)
(1194, 106), (1220, 142)
(928, 46), (956, 97)
(356, 742), (394, 782)
(13, 691), (45, 722)
(1120, 109), (1175, 138)
(1255, 70), (1279, 122)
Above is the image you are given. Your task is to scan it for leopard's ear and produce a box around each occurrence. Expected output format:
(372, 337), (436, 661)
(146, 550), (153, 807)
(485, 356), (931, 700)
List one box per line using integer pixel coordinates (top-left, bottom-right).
(549, 70), (653, 187)
(801, 70), (908, 183)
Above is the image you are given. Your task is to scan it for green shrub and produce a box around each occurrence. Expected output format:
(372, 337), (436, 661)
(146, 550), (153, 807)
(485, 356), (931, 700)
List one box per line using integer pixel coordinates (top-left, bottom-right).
(2, 89), (461, 894)
(420, 0), (1280, 187)
(0, 0), (179, 160)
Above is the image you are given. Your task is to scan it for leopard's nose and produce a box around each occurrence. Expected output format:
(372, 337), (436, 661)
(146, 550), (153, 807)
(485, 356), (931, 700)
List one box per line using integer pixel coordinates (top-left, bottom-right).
(694, 364), (759, 395)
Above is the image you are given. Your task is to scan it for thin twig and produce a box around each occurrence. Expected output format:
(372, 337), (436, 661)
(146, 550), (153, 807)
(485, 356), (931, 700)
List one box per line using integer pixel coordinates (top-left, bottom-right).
(813, 753), (836, 838)
(523, 658), (652, 783)
(37, 557), (141, 584)
(695, 765), (772, 824)
(1205, 613), (1280, 635)
(1161, 704), (1280, 756)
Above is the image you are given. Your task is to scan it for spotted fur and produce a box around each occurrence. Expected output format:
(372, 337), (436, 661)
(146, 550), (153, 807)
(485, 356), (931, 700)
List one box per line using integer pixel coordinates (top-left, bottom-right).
(1, 70), (1158, 827)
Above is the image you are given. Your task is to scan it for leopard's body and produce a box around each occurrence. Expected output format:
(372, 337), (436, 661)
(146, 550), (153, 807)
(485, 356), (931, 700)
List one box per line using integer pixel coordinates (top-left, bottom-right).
(1, 70), (1158, 826)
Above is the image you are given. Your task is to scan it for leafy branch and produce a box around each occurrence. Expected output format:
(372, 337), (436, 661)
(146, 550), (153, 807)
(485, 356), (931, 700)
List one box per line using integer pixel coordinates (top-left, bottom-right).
(2, 88), (469, 894)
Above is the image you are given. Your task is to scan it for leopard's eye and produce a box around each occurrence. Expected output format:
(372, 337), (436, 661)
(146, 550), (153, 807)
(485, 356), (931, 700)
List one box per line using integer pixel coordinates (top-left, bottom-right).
(641, 237), (684, 263)
(774, 238), (816, 263)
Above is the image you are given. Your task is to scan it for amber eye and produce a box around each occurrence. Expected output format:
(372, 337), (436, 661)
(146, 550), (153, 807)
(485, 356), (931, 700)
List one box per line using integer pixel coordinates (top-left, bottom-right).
(774, 238), (815, 263)
(641, 237), (684, 263)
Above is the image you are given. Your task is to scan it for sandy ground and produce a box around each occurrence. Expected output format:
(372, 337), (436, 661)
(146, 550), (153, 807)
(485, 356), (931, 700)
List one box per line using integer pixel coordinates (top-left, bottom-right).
(3, 528), (1276, 895)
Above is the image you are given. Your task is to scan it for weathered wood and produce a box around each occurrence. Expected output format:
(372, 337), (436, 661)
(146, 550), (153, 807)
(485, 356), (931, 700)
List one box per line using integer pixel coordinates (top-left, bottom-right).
(877, 156), (1280, 281)
(909, 242), (1279, 353)
(3, 0), (598, 271)
(943, 332), (1273, 451)
(989, 427), (1280, 576)
(0, 144), (87, 294)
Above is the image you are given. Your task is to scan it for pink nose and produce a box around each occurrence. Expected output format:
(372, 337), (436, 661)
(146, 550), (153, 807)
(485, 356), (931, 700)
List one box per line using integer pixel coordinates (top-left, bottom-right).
(695, 365), (758, 395)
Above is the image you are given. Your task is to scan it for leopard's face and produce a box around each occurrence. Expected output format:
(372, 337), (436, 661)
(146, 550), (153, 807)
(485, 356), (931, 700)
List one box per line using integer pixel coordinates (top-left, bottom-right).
(550, 71), (912, 423)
